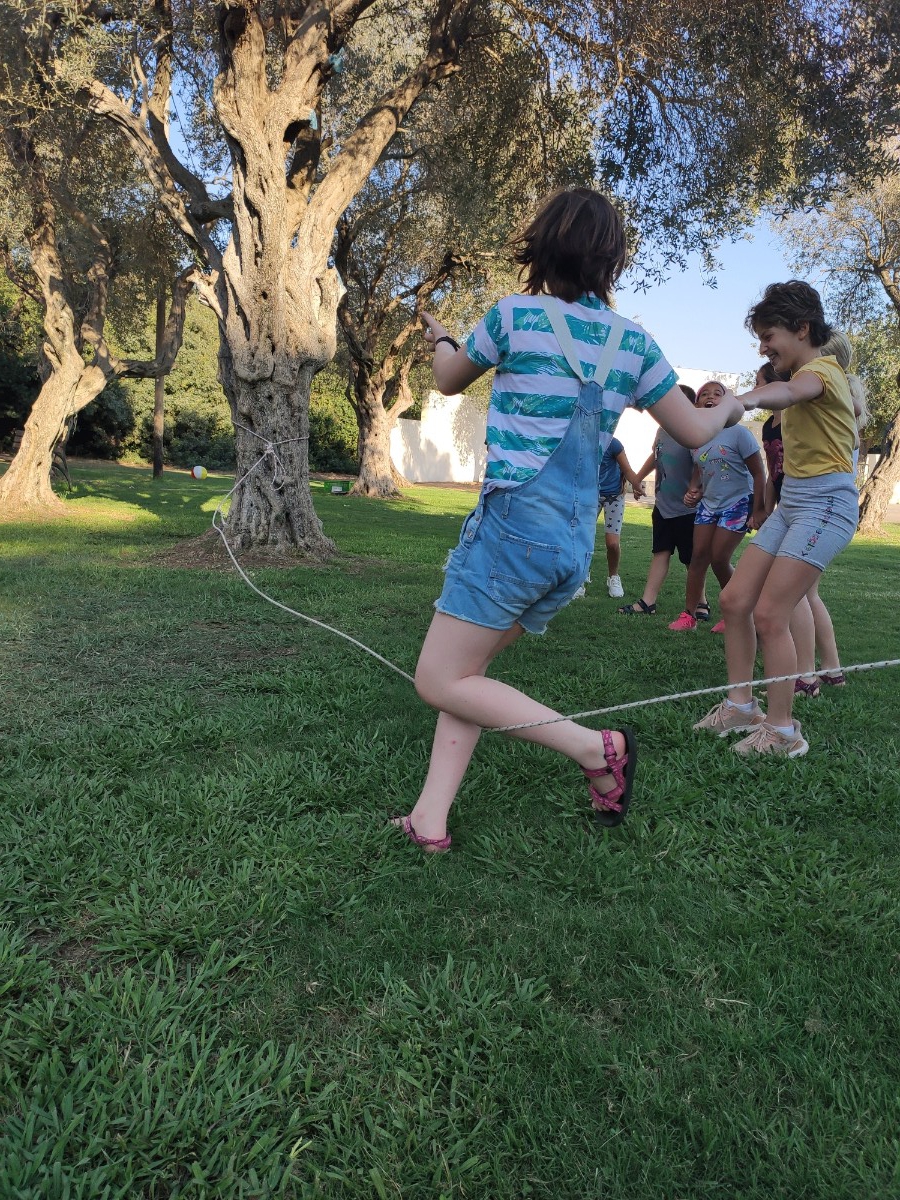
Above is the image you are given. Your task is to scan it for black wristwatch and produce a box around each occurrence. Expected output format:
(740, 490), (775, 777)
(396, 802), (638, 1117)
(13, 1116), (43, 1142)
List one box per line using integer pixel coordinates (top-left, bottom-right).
(435, 335), (460, 351)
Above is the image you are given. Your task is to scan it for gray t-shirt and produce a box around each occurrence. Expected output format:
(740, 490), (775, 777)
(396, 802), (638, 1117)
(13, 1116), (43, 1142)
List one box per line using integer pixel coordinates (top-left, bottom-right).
(654, 430), (696, 518)
(692, 425), (759, 511)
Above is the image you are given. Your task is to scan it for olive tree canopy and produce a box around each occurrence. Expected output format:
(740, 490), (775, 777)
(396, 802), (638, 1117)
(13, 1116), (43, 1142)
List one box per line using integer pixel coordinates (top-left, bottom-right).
(5, 0), (899, 544)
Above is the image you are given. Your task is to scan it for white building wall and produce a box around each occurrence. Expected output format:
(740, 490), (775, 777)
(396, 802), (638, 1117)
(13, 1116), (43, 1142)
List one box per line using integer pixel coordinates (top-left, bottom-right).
(390, 375), (898, 505)
(391, 392), (486, 484)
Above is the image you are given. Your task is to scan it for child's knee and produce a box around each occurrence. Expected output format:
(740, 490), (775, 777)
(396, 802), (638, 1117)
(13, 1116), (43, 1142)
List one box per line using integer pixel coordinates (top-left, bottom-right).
(753, 601), (788, 642)
(414, 651), (446, 709)
(720, 583), (751, 620)
(414, 666), (442, 709)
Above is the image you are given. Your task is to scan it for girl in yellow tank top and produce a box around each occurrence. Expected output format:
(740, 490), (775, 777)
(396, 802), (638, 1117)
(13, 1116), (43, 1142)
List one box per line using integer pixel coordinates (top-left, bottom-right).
(692, 281), (861, 759)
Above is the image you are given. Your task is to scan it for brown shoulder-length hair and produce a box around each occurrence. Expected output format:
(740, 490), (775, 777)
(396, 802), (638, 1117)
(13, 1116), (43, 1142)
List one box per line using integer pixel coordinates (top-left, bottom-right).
(745, 281), (832, 347)
(511, 188), (627, 305)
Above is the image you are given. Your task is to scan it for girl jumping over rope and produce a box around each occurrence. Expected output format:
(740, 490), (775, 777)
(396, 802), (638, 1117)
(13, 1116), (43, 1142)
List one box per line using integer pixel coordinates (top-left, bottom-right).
(694, 281), (860, 756)
(394, 188), (744, 851)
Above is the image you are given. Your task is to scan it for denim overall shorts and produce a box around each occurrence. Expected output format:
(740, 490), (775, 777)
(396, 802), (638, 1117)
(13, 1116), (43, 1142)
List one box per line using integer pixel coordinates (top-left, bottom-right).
(435, 300), (627, 635)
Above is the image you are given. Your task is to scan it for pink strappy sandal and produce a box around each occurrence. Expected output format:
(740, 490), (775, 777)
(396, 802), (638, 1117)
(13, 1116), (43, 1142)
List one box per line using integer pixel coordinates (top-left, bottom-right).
(393, 815), (451, 853)
(581, 727), (638, 828)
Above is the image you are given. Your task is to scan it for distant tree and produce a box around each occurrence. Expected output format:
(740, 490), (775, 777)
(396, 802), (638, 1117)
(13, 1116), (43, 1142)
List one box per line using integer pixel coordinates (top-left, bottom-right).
(75, 0), (899, 550)
(0, 13), (194, 512)
(778, 159), (900, 532)
(0, 272), (41, 446)
(334, 33), (596, 497)
(852, 312), (900, 441)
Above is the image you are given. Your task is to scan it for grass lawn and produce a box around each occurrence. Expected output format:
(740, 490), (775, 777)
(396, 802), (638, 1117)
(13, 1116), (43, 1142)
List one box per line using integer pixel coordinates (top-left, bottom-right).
(2, 461), (900, 1199)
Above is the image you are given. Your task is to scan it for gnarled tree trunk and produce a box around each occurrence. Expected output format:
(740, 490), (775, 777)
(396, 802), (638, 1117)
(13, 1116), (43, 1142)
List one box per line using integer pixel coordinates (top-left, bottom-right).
(0, 354), (100, 510)
(0, 118), (194, 515)
(354, 386), (401, 497)
(211, 153), (343, 550)
(219, 348), (336, 554)
(858, 409), (900, 533)
(348, 357), (413, 498)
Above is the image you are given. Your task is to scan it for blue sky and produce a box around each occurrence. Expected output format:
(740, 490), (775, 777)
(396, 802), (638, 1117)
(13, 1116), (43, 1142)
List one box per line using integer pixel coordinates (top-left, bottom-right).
(615, 219), (795, 378)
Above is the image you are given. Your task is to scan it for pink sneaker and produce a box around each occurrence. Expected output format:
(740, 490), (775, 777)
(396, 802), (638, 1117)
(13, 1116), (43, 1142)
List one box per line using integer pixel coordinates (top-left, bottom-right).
(711, 619), (726, 633)
(668, 611), (697, 631)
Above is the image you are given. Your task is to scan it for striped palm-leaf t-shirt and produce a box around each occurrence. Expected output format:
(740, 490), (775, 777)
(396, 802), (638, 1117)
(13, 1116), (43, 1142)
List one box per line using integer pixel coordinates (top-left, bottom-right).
(465, 293), (677, 490)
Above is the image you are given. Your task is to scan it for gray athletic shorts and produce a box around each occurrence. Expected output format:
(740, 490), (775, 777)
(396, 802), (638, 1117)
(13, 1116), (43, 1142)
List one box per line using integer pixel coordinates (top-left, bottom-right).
(752, 473), (858, 571)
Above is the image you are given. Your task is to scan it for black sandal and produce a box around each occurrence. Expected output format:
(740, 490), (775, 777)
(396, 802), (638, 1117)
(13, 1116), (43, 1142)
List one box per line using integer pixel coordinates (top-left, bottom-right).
(695, 602), (711, 621)
(617, 599), (656, 615)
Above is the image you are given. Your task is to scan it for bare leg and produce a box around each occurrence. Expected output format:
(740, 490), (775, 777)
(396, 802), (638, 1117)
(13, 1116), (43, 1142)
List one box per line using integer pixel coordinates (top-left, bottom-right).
(753, 558), (825, 726)
(684, 524), (714, 615)
(641, 551), (671, 606)
(808, 578), (841, 671)
(411, 623), (522, 840)
(708, 527), (745, 593)
(790, 594), (817, 676)
(407, 614), (627, 840)
(719, 544), (776, 704)
(605, 532), (621, 577)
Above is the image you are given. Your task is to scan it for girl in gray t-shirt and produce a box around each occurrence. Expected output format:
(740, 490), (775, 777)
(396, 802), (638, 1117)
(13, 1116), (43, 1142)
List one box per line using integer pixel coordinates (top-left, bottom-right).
(618, 384), (711, 618)
(668, 381), (765, 631)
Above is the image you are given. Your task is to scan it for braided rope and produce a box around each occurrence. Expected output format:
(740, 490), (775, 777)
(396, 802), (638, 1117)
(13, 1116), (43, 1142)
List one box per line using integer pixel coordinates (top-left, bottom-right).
(488, 659), (900, 732)
(209, 439), (899, 728)
(211, 440), (416, 685)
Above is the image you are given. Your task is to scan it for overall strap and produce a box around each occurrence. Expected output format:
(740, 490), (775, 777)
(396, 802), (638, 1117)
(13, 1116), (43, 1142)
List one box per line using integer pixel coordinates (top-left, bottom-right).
(543, 295), (626, 390)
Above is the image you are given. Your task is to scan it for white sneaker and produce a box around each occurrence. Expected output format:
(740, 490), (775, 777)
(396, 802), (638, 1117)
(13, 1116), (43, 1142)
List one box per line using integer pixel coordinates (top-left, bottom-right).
(607, 574), (624, 598)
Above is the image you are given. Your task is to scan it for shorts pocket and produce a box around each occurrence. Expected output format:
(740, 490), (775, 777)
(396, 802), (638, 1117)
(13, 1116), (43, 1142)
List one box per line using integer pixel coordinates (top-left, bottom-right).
(444, 505), (484, 572)
(488, 532), (560, 603)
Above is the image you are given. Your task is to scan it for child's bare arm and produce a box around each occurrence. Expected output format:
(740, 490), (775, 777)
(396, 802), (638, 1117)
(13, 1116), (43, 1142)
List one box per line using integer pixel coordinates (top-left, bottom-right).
(422, 311), (488, 395)
(763, 476), (777, 517)
(735, 372), (824, 412)
(650, 383), (743, 447)
(615, 449), (646, 498)
(745, 451), (767, 528)
(684, 465), (702, 507)
(635, 450), (656, 483)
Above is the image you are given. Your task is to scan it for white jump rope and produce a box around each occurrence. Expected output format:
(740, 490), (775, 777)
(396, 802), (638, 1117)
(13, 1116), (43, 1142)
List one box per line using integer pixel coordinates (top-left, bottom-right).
(212, 425), (900, 735)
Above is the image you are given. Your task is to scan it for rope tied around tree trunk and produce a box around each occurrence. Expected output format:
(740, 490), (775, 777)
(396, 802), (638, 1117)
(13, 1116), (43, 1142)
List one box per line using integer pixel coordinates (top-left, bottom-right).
(212, 437), (417, 685)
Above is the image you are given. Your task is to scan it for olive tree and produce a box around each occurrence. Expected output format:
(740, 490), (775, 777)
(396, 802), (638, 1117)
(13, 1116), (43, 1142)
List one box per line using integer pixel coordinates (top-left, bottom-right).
(333, 31), (598, 497)
(85, 0), (480, 553)
(334, 0), (900, 501)
(14, 0), (900, 544)
(0, 8), (194, 511)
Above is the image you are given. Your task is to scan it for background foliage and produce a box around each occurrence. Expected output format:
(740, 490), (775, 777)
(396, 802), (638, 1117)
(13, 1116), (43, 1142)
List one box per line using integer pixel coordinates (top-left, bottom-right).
(0, 289), (360, 473)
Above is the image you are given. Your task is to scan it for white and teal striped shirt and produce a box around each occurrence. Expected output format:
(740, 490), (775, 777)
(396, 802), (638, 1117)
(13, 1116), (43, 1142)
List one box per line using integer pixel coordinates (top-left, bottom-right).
(465, 293), (677, 490)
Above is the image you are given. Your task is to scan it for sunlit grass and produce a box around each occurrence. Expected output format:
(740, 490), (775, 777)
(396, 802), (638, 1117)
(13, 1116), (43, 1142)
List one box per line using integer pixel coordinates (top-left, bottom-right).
(1, 460), (899, 1198)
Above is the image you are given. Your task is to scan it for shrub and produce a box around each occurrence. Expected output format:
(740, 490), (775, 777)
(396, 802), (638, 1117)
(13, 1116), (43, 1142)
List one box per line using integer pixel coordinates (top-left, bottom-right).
(309, 366), (358, 472)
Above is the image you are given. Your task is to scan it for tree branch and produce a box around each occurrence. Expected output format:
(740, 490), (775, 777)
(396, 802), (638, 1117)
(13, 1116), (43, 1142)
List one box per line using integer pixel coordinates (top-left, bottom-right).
(98, 266), (198, 378)
(145, 0), (218, 215)
(85, 80), (222, 272)
(303, 0), (476, 235)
